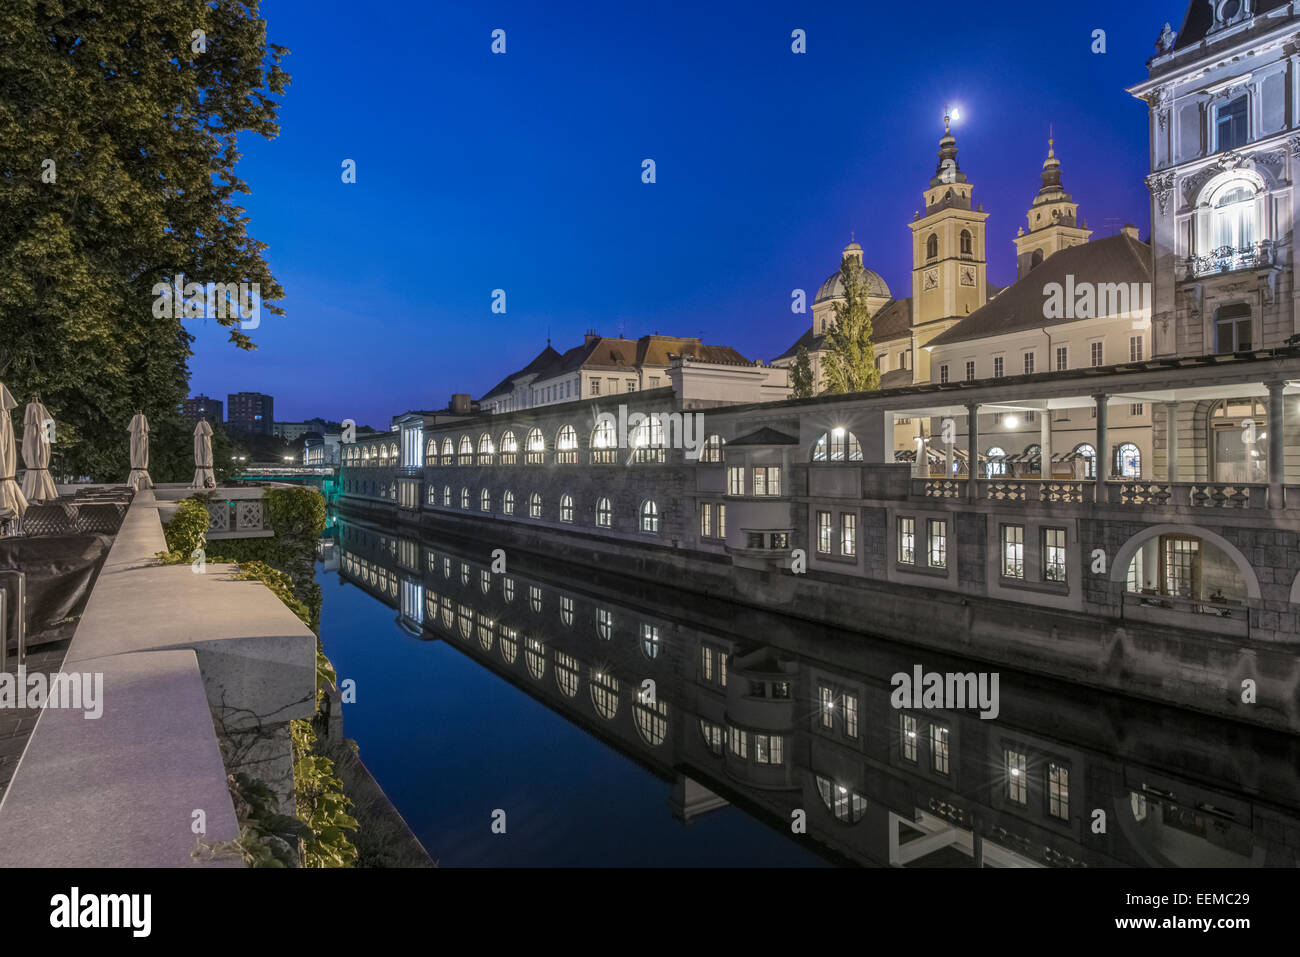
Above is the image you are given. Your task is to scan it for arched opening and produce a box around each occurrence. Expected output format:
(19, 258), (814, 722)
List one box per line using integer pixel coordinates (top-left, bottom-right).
(926, 233), (939, 260)
(985, 446), (1007, 478)
(1115, 442), (1141, 479)
(1073, 443), (1096, 479)
(1115, 525), (1260, 621)
(960, 229), (972, 256)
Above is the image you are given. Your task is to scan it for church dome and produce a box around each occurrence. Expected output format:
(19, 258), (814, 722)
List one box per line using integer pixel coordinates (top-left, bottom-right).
(815, 259), (891, 304)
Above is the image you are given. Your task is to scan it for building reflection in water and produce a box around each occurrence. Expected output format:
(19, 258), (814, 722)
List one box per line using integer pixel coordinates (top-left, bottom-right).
(332, 513), (1300, 868)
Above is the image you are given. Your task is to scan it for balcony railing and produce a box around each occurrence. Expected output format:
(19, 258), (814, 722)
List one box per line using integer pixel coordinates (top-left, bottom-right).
(908, 478), (1270, 509)
(1188, 240), (1274, 278)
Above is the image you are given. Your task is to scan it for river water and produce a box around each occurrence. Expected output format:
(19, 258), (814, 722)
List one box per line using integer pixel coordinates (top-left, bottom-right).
(314, 508), (1300, 868)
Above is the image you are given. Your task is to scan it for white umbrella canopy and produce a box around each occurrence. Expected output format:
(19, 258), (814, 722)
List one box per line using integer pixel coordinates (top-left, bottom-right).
(0, 383), (28, 520)
(126, 411), (153, 491)
(20, 399), (58, 502)
(190, 419), (215, 489)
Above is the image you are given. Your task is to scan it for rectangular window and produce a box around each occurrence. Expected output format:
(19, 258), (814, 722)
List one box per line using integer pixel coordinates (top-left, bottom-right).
(1025, 411), (1036, 424)
(843, 694), (858, 738)
(1131, 403), (1144, 416)
(930, 724), (950, 775)
(928, 519), (947, 568)
(1006, 749), (1028, 805)
(626, 379), (637, 392)
(1043, 527), (1067, 582)
(993, 412), (1003, 426)
(900, 714), (918, 762)
(754, 734), (783, 765)
(994, 356), (1004, 378)
(700, 503), (713, 538)
(718, 504), (727, 539)
(606, 377), (617, 394)
(1129, 336), (1143, 362)
(1090, 342), (1103, 367)
(1023, 352), (1035, 375)
(840, 513), (857, 557)
(1216, 95), (1248, 152)
(727, 467), (745, 496)
(590, 379), (600, 395)
(1048, 763), (1070, 820)
(817, 511), (832, 554)
(1055, 345), (1068, 371)
(1215, 314), (1253, 354)
(1001, 524), (1024, 579)
(753, 466), (781, 496)
(728, 726), (747, 759)
(819, 686), (834, 728)
(965, 360), (975, 382)
(898, 517), (915, 564)
(939, 364), (949, 384)
(649, 377), (660, 387)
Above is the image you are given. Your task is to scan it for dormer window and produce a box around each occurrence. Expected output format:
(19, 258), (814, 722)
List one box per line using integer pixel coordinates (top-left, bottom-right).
(1212, 0), (1251, 32)
(1215, 95), (1248, 151)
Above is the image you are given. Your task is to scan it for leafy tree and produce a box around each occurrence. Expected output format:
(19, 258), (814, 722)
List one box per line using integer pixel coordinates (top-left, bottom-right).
(821, 256), (881, 394)
(790, 345), (814, 398)
(0, 1), (290, 480)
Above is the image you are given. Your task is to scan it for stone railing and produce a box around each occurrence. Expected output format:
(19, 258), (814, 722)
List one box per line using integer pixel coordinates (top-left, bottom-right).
(910, 477), (1270, 509)
(1106, 481), (1266, 509)
(204, 493), (271, 539)
(1121, 590), (1250, 638)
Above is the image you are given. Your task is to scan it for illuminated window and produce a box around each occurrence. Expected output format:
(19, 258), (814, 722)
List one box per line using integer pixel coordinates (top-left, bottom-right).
(727, 467), (745, 494)
(928, 519), (947, 568)
(1006, 748), (1028, 805)
(499, 430), (518, 465)
(700, 434), (725, 463)
(596, 607), (614, 640)
(699, 720), (725, 756)
(591, 669), (619, 719)
(559, 595), (574, 626)
(634, 695), (669, 746)
(752, 466), (781, 496)
(898, 517), (915, 564)
(640, 500), (659, 533)
(554, 651), (580, 698)
(900, 714), (918, 762)
(754, 734), (783, 765)
(840, 513), (856, 557)
(595, 496), (612, 527)
(817, 511), (832, 554)
(727, 726), (748, 758)
(1043, 527), (1067, 582)
(480, 488), (491, 512)
(815, 776), (866, 824)
(529, 492), (542, 518)
(559, 493), (574, 523)
(525, 427), (545, 464)
(641, 623), (661, 659)
(525, 639), (545, 679)
(811, 430), (862, 462)
(1001, 524), (1024, 579)
(555, 425), (578, 464)
(930, 723), (950, 775)
(503, 490), (515, 515)
(1048, 762), (1071, 820)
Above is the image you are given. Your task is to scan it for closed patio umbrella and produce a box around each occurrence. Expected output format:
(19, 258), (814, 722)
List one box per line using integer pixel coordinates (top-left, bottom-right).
(0, 383), (28, 520)
(20, 398), (58, 502)
(126, 411), (153, 490)
(191, 420), (215, 489)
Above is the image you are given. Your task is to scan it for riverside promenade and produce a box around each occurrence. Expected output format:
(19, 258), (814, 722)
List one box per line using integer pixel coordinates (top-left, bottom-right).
(0, 489), (317, 867)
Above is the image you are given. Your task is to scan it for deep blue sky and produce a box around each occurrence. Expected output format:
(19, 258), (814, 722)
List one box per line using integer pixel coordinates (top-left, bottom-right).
(188, 0), (1189, 428)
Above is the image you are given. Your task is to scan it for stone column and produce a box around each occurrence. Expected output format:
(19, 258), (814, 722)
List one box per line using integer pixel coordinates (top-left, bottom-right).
(966, 401), (980, 501)
(1267, 379), (1286, 510)
(1162, 401), (1179, 484)
(1039, 408), (1052, 480)
(1093, 393), (1109, 500)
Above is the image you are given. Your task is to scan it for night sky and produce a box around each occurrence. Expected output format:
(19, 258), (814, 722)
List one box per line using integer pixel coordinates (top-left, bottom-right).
(188, 0), (1190, 428)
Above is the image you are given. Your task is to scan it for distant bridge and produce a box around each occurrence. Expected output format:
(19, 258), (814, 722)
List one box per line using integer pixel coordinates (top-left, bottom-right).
(233, 464), (340, 501)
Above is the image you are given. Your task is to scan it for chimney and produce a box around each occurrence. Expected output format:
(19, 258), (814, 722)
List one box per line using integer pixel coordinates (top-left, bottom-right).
(582, 329), (600, 347)
(1121, 223), (1139, 240)
(450, 393), (471, 415)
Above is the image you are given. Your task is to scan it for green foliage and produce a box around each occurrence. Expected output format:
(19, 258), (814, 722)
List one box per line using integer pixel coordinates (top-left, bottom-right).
(159, 496), (209, 558)
(822, 257), (882, 394)
(225, 772), (310, 868)
(291, 719), (358, 868)
(0, 1), (290, 480)
(790, 345), (815, 398)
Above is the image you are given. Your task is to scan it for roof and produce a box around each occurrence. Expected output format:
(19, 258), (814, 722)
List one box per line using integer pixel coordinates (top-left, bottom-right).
(1171, 0), (1289, 52)
(772, 297), (913, 362)
(926, 233), (1151, 349)
(479, 335), (751, 401)
(815, 260), (891, 303)
(729, 426), (799, 446)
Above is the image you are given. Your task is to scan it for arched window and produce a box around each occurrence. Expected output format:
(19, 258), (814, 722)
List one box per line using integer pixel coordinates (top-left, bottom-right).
(503, 490), (515, 515)
(499, 430), (518, 465)
(812, 429), (862, 462)
(442, 485), (451, 507)
(641, 623), (661, 659)
(1115, 443), (1141, 478)
(590, 669), (619, 719)
(1073, 443), (1096, 479)
(926, 233), (939, 259)
(425, 438), (437, 461)
(480, 488), (491, 511)
(457, 436), (472, 465)
(441, 437), (454, 465)
(554, 651), (580, 698)
(596, 607), (614, 640)
(630, 415), (665, 463)
(559, 493), (574, 523)
(389, 442), (397, 460)
(634, 695), (669, 746)
(457, 605), (474, 640)
(525, 427), (545, 464)
(699, 434), (725, 463)
(1212, 182), (1256, 251)
(1031, 249), (1044, 270)
(477, 433), (495, 464)
(460, 487), (470, 509)
(985, 446), (1007, 478)
(960, 229), (972, 255)
(498, 627), (518, 664)
(529, 491), (542, 518)
(815, 775), (867, 824)
(640, 500), (659, 533)
(525, 639), (545, 680)
(596, 496), (612, 528)
(556, 424), (578, 464)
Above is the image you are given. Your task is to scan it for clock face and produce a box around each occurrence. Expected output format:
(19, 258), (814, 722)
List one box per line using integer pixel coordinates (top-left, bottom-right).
(923, 268), (939, 290)
(960, 266), (976, 286)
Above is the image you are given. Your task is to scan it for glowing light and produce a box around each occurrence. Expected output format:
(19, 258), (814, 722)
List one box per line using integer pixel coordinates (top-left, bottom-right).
(1005, 415), (1019, 428)
(949, 106), (961, 122)
(832, 427), (846, 437)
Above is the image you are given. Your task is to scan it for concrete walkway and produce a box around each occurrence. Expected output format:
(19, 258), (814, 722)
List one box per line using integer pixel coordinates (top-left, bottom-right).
(0, 490), (317, 867)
